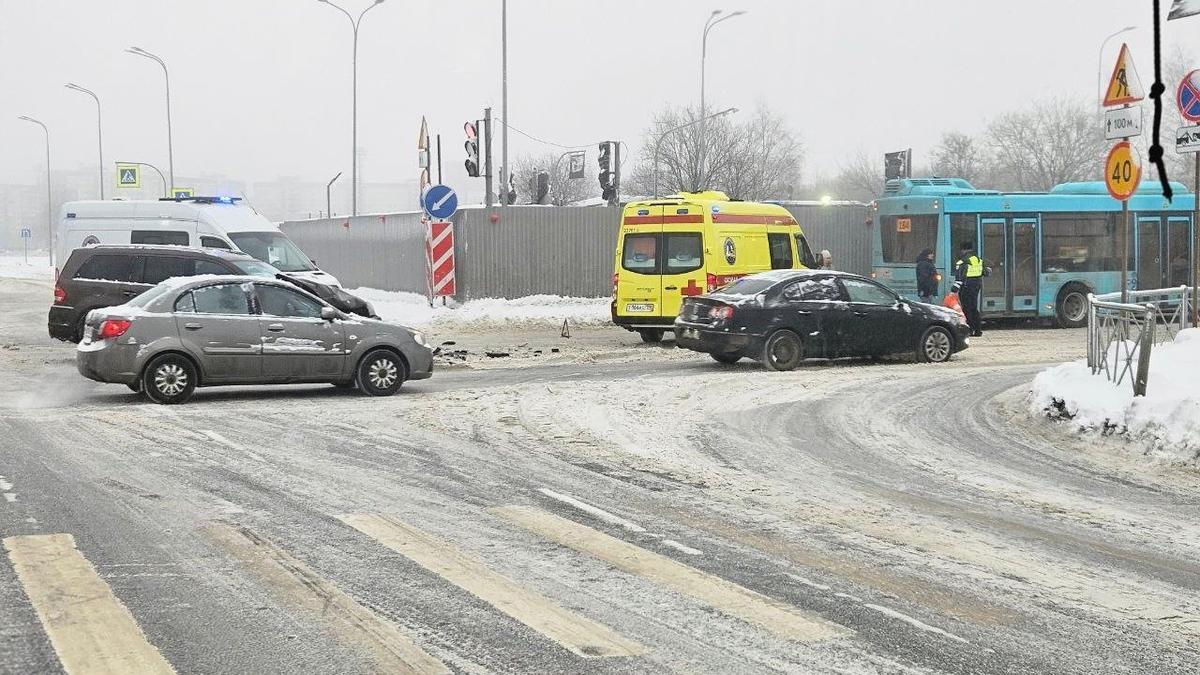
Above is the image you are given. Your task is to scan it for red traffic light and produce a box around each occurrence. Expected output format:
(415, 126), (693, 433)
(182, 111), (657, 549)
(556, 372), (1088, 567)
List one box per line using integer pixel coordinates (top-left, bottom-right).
(464, 122), (477, 139)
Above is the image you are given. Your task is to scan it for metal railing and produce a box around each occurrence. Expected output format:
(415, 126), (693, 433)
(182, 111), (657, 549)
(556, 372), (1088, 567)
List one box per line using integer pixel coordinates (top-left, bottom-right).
(1086, 286), (1193, 396)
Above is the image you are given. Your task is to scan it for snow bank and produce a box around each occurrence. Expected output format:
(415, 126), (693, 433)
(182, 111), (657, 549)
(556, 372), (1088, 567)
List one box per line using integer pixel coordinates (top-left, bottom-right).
(1030, 328), (1200, 460)
(349, 287), (610, 329)
(0, 252), (53, 280)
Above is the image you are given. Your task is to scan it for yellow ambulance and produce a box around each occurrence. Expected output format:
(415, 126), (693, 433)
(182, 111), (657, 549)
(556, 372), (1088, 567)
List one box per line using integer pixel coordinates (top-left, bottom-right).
(612, 191), (826, 342)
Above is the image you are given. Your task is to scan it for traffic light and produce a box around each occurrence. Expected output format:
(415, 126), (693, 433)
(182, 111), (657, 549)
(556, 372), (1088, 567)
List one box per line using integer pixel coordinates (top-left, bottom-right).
(598, 142), (616, 202)
(464, 122), (480, 177)
(535, 171), (550, 205)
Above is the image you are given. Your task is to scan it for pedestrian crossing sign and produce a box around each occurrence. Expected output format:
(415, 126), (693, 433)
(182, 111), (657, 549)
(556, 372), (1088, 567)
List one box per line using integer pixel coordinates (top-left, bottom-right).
(116, 164), (140, 188)
(171, 187), (194, 199)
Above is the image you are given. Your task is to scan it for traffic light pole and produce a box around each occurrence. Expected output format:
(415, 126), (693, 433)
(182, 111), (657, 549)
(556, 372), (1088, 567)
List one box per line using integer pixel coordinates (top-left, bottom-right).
(436, 134), (442, 185)
(613, 142), (621, 206)
(484, 107), (494, 209)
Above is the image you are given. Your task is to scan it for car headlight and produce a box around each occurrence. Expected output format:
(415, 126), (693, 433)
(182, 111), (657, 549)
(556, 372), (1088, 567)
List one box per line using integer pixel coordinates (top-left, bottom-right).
(410, 330), (429, 347)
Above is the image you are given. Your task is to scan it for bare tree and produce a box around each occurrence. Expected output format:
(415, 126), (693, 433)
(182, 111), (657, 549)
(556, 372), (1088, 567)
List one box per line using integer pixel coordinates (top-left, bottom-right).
(986, 97), (1106, 191)
(832, 150), (885, 201)
(930, 132), (987, 185)
(1156, 46), (1197, 187)
(511, 151), (595, 205)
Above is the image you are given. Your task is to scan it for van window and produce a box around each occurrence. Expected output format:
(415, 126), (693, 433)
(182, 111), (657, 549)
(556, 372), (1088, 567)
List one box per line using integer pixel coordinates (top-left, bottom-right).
(141, 256), (192, 285)
(622, 234), (658, 274)
(664, 233), (703, 275)
(74, 255), (135, 282)
(795, 234), (818, 268)
(200, 236), (232, 249)
(192, 283), (252, 315)
(131, 230), (189, 247)
(768, 233), (793, 270)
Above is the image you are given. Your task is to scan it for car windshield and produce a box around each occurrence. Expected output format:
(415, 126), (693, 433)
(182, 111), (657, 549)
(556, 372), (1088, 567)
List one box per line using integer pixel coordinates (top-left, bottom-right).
(228, 232), (316, 272)
(715, 277), (779, 295)
(232, 259), (280, 278)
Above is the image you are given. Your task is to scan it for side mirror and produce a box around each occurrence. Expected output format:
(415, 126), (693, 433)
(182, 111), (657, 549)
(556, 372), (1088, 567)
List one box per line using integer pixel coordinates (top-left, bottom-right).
(819, 250), (833, 268)
(320, 306), (337, 321)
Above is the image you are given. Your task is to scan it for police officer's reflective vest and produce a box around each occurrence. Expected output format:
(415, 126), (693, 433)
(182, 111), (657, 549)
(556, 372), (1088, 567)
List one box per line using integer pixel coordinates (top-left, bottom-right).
(955, 255), (984, 281)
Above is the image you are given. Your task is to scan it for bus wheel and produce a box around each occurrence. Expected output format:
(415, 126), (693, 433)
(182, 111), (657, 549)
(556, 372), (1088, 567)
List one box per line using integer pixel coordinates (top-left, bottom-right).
(1055, 284), (1090, 329)
(638, 329), (665, 344)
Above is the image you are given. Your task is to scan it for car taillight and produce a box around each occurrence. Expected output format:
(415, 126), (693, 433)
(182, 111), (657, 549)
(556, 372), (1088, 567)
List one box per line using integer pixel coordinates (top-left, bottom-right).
(706, 273), (718, 292)
(612, 272), (619, 296)
(707, 305), (734, 321)
(97, 319), (132, 340)
(53, 285), (67, 305)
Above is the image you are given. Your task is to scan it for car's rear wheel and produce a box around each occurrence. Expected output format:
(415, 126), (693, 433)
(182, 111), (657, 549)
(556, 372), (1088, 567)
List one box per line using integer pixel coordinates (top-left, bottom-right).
(142, 354), (197, 404)
(638, 329), (665, 344)
(710, 353), (741, 364)
(1055, 284), (1090, 328)
(917, 326), (954, 363)
(356, 349), (406, 396)
(761, 330), (803, 371)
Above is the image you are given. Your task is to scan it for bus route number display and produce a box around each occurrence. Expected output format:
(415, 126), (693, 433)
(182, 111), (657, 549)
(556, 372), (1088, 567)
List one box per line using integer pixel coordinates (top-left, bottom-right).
(1104, 141), (1141, 201)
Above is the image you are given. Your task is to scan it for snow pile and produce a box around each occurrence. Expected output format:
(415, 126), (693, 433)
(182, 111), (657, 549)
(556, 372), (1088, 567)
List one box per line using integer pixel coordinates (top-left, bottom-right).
(1030, 328), (1200, 460)
(350, 287), (611, 328)
(0, 252), (53, 280)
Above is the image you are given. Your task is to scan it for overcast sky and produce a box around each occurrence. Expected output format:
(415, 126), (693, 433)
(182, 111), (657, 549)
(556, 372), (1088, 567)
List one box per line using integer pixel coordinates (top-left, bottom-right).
(4, 0), (1200, 197)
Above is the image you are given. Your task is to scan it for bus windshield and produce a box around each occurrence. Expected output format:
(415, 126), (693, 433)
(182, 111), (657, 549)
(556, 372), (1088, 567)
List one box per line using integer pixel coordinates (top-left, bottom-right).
(229, 232), (317, 272)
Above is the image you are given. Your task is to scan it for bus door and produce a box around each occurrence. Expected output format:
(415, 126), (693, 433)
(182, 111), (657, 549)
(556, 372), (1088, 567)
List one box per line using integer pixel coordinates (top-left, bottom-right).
(1137, 216), (1193, 289)
(980, 217), (1038, 313)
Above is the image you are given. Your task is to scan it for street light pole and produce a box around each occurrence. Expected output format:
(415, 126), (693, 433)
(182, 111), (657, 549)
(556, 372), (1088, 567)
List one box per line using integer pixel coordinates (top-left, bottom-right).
(318, 0), (386, 216)
(126, 47), (174, 191)
(65, 83), (104, 199)
(654, 107), (737, 198)
(326, 171), (343, 218)
(699, 9), (745, 188)
(1097, 25), (1136, 111)
(18, 116), (53, 265)
(501, 0), (509, 209)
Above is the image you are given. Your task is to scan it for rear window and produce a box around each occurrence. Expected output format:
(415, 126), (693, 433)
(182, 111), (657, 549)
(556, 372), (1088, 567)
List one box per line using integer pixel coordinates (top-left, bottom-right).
(716, 277), (778, 295)
(232, 260), (279, 278)
(664, 233), (702, 275)
(622, 233), (703, 275)
(768, 233), (793, 270)
(622, 234), (658, 274)
(74, 255), (135, 282)
(131, 230), (189, 247)
(125, 283), (175, 309)
(782, 277), (842, 301)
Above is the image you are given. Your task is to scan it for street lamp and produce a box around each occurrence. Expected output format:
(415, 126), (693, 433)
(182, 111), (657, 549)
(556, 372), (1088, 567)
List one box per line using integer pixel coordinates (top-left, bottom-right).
(65, 83), (104, 199)
(326, 171), (343, 218)
(126, 47), (174, 191)
(17, 116), (53, 265)
(1097, 25), (1136, 111)
(654, 107), (737, 198)
(699, 9), (746, 183)
(317, 0), (387, 216)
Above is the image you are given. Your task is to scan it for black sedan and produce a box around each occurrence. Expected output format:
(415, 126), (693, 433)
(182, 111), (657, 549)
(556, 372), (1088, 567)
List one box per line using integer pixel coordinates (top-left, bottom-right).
(674, 270), (970, 370)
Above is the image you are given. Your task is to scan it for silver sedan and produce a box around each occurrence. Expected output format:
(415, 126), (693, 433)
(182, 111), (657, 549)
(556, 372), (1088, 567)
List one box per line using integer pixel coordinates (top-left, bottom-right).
(77, 276), (434, 403)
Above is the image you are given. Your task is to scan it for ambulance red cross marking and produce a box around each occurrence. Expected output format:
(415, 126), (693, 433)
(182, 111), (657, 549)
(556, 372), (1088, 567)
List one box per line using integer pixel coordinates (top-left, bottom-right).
(681, 279), (703, 296)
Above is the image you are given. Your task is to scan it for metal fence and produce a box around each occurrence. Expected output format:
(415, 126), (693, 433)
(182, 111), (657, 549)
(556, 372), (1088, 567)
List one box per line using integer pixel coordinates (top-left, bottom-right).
(281, 203), (873, 299)
(1086, 286), (1194, 396)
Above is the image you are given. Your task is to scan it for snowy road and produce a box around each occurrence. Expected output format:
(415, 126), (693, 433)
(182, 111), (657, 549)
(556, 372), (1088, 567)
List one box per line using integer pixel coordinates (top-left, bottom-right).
(2, 276), (1199, 674)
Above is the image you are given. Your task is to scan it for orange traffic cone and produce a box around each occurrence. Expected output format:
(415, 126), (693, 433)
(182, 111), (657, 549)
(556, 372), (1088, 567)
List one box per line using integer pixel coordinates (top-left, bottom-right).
(942, 292), (967, 323)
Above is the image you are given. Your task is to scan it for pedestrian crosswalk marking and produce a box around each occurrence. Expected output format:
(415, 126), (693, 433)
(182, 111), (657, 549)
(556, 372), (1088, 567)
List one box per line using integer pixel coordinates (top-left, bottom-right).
(206, 522), (449, 675)
(3, 533), (176, 675)
(339, 513), (645, 658)
(492, 505), (850, 643)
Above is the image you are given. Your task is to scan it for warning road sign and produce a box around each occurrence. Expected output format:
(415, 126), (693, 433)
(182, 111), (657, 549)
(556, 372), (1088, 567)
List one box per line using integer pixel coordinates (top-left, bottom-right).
(1102, 43), (1145, 107)
(171, 187), (194, 199)
(1104, 141), (1142, 201)
(1177, 70), (1200, 123)
(116, 163), (140, 188)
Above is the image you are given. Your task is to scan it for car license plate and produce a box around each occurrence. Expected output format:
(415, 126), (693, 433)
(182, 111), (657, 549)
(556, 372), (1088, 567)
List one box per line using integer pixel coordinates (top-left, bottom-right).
(625, 303), (654, 313)
(679, 328), (699, 339)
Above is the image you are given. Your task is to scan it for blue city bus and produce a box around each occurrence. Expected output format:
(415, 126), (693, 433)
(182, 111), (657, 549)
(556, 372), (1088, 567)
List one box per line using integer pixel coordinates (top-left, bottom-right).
(870, 177), (1196, 327)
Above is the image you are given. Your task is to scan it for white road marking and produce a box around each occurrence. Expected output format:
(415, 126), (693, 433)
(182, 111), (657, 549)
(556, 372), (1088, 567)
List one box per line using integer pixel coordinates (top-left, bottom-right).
(3, 533), (176, 674)
(787, 574), (832, 591)
(661, 539), (703, 555)
(0, 476), (13, 491)
(340, 513), (644, 658)
(494, 505), (849, 642)
(537, 488), (646, 533)
(200, 430), (266, 462)
(864, 603), (969, 643)
(3, 493), (15, 503)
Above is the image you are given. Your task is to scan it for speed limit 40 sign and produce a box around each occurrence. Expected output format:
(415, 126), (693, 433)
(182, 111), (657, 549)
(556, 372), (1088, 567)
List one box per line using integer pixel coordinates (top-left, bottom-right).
(1104, 140), (1141, 201)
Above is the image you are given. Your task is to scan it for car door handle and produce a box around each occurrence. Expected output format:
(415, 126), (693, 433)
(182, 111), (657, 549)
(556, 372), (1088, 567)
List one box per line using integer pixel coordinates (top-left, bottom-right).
(664, 285), (678, 290)
(854, 311), (869, 316)
(266, 323), (285, 332)
(796, 310), (811, 315)
(184, 322), (202, 330)
(122, 290), (139, 297)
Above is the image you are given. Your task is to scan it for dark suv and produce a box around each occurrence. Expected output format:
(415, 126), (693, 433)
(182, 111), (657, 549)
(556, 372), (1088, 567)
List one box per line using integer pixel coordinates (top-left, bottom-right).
(50, 245), (278, 342)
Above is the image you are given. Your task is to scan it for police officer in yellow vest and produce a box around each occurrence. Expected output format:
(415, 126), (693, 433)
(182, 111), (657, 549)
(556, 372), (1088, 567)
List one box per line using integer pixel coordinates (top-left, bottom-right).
(952, 241), (988, 337)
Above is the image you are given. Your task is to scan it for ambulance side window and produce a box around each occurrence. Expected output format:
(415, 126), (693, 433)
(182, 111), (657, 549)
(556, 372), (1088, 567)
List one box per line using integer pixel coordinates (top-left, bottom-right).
(796, 234), (818, 268)
(622, 234), (659, 274)
(664, 233), (703, 275)
(768, 233), (793, 270)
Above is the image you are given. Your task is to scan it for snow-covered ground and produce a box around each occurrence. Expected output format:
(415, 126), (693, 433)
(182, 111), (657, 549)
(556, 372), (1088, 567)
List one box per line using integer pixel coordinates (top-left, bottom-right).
(1031, 328), (1200, 461)
(349, 287), (610, 329)
(0, 252), (53, 280)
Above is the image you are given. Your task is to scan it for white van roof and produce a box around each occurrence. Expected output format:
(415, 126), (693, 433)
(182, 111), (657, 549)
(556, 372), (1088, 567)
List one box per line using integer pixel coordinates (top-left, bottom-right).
(61, 200), (277, 233)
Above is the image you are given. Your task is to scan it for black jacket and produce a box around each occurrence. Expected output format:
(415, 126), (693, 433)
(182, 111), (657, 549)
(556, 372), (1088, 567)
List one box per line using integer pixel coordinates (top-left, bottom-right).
(915, 258), (939, 296)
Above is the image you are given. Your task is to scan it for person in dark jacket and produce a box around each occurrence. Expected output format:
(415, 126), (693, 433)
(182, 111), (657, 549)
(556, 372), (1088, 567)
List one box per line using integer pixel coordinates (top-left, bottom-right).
(915, 248), (938, 304)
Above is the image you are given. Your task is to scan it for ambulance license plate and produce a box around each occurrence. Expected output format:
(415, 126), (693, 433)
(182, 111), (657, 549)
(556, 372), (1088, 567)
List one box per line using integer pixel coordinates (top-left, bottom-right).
(625, 303), (654, 313)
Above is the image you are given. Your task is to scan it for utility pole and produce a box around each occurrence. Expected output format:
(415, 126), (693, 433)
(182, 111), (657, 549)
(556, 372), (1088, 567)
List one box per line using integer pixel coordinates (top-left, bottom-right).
(484, 107), (494, 208)
(436, 134), (442, 184)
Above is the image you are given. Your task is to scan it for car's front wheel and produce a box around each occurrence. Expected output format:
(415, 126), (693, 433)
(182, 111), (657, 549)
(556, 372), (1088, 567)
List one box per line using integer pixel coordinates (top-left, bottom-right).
(356, 349), (406, 396)
(761, 330), (803, 371)
(917, 326), (954, 363)
(142, 353), (197, 404)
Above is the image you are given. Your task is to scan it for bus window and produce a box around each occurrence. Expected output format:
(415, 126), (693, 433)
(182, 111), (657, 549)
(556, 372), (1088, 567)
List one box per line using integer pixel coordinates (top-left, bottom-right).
(950, 214), (977, 258)
(767, 233), (793, 269)
(880, 215), (937, 263)
(1041, 213), (1124, 272)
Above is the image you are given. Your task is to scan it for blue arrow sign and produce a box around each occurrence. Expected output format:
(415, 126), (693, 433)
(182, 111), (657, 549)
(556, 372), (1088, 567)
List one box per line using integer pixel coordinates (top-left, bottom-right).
(422, 184), (458, 220)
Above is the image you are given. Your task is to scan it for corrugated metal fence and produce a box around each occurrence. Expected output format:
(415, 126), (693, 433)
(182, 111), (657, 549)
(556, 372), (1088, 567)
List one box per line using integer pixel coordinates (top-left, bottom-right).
(281, 203), (872, 299)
